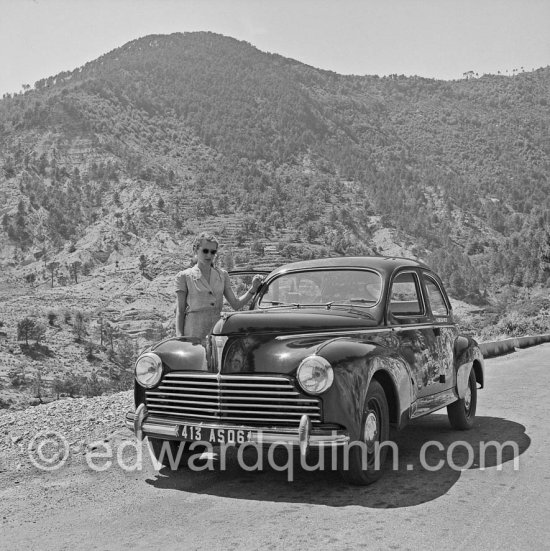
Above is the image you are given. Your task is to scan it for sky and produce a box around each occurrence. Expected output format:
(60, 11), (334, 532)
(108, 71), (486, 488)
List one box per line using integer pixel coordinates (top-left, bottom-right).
(1, 0), (549, 96)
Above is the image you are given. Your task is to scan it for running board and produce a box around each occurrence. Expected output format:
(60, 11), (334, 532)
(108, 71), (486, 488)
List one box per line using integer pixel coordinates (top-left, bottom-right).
(410, 389), (458, 419)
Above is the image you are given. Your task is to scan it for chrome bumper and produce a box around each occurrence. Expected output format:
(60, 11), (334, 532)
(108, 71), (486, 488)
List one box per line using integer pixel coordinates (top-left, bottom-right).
(125, 405), (349, 456)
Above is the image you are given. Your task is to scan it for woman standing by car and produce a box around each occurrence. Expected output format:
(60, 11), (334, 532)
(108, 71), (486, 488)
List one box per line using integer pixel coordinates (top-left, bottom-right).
(175, 232), (263, 340)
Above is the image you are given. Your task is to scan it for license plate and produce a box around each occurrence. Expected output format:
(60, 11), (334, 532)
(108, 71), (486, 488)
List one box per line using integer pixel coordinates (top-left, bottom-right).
(179, 425), (253, 445)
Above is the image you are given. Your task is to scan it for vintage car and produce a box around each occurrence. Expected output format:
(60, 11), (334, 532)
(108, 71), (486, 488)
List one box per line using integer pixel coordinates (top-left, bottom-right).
(126, 256), (484, 484)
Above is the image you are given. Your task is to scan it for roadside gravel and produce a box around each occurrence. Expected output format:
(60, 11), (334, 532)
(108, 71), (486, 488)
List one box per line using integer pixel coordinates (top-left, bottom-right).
(0, 391), (133, 473)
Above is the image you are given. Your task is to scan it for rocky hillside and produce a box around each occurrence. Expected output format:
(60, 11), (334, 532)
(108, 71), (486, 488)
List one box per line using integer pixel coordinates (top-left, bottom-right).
(0, 32), (549, 408)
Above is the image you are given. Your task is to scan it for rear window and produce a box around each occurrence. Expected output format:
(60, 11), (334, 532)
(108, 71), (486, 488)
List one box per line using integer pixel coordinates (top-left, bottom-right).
(425, 276), (449, 317)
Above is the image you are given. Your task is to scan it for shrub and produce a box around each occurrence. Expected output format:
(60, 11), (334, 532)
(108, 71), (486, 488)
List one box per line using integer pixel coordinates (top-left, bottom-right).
(8, 368), (27, 388)
(83, 371), (103, 397)
(250, 240), (265, 256)
(57, 374), (81, 398)
(52, 376), (64, 399)
(479, 310), (550, 340)
(0, 396), (12, 409)
(116, 336), (137, 370)
(85, 341), (96, 360)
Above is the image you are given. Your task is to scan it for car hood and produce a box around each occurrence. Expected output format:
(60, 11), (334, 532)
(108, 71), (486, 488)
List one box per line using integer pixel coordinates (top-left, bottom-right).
(215, 308), (379, 336)
(147, 309), (382, 376)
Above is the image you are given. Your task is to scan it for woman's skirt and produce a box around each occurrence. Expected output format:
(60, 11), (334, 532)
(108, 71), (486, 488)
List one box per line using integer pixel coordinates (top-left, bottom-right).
(183, 309), (221, 341)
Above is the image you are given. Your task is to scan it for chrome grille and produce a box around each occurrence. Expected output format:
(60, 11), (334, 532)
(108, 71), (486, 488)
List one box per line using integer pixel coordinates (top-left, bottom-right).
(145, 373), (321, 426)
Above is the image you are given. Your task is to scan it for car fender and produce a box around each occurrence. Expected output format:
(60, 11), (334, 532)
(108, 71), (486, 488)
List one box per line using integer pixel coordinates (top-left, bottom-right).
(315, 337), (415, 440)
(454, 336), (484, 398)
(150, 336), (209, 373)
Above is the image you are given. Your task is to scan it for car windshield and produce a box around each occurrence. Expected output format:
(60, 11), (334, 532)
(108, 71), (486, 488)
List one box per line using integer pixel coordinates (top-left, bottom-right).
(257, 269), (382, 308)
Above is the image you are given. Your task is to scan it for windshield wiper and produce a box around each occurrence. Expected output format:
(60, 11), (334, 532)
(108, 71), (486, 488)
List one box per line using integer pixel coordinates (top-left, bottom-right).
(260, 301), (301, 309)
(325, 301), (375, 319)
(325, 298), (376, 307)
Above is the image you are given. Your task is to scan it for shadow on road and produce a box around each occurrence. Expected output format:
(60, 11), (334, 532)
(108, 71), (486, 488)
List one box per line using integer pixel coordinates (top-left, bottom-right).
(145, 415), (530, 508)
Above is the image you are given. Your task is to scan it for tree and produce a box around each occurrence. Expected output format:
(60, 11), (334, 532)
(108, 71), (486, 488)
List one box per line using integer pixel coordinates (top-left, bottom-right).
(70, 261), (82, 283)
(57, 273), (69, 286)
(46, 261), (60, 287)
(17, 317), (36, 345)
(32, 322), (47, 344)
(139, 254), (148, 275)
(103, 321), (117, 356)
(33, 367), (44, 403)
(73, 310), (87, 342)
(17, 318), (46, 345)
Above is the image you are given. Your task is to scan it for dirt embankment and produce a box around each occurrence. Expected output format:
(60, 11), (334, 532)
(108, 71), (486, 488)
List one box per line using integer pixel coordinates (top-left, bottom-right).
(0, 391), (132, 474)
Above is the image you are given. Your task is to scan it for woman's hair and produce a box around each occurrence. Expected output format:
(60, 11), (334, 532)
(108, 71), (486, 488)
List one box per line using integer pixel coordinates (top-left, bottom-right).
(193, 232), (220, 266)
(191, 232), (219, 267)
(192, 232), (219, 251)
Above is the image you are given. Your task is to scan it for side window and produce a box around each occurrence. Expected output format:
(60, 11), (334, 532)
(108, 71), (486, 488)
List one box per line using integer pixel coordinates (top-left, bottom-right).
(425, 277), (449, 317)
(389, 272), (424, 317)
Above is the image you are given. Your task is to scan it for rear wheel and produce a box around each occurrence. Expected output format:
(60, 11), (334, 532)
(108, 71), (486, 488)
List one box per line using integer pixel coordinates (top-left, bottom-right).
(447, 369), (477, 430)
(339, 380), (390, 485)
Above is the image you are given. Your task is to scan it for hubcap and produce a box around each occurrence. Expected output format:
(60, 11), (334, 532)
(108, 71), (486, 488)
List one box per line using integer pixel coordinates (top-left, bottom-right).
(364, 411), (378, 449)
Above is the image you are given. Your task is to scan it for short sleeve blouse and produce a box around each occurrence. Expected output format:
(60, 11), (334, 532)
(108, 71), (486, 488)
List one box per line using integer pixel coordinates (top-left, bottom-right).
(175, 265), (231, 314)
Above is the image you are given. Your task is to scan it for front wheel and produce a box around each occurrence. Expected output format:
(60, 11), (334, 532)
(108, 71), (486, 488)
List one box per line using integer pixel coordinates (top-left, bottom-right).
(447, 368), (477, 430)
(339, 380), (390, 485)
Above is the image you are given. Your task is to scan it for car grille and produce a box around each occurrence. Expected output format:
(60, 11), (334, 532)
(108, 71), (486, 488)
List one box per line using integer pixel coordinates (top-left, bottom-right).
(145, 372), (321, 426)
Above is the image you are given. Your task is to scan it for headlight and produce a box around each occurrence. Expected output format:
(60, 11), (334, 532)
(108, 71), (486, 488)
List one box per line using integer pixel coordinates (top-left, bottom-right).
(135, 352), (163, 388)
(297, 355), (334, 394)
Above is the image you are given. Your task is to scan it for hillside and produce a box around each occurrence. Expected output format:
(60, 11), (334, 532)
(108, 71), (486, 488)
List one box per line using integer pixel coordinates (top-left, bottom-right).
(0, 32), (549, 408)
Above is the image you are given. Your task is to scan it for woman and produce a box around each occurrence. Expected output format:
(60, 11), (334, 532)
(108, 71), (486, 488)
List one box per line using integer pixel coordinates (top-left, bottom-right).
(175, 232), (263, 340)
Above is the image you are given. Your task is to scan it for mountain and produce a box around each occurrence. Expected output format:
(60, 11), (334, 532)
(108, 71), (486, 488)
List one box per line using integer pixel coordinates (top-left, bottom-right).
(0, 32), (549, 407)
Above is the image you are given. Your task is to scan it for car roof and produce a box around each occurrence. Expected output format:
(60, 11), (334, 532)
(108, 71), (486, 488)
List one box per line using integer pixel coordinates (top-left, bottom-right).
(269, 256), (429, 278)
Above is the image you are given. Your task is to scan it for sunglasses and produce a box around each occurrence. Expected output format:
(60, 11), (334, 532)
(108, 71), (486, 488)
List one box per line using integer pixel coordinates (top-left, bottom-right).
(201, 248), (218, 255)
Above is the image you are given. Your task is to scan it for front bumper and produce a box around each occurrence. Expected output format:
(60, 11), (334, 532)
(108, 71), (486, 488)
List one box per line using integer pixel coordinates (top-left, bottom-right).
(125, 405), (349, 456)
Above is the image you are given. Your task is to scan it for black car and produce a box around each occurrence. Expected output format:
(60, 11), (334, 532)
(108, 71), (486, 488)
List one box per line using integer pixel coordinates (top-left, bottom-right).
(126, 256), (484, 484)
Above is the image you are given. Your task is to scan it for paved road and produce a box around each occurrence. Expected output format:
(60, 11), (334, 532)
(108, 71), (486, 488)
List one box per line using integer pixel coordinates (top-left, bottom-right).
(2, 344), (550, 550)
